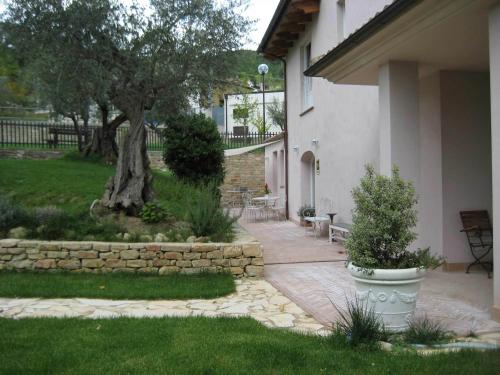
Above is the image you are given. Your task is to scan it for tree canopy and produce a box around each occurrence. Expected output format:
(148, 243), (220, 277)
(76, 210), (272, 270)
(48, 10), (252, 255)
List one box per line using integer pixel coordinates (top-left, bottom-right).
(4, 0), (251, 214)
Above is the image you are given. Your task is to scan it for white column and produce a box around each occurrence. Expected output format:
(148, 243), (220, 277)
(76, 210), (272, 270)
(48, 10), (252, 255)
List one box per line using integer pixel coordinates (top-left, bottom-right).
(378, 61), (420, 182)
(489, 4), (500, 321)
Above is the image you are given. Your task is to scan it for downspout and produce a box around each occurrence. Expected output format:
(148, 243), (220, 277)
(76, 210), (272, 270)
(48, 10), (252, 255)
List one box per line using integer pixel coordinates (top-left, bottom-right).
(263, 54), (289, 220)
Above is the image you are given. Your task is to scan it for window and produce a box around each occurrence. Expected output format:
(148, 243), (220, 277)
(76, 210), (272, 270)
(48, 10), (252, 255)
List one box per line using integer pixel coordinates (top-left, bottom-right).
(337, 0), (345, 43)
(302, 43), (313, 110)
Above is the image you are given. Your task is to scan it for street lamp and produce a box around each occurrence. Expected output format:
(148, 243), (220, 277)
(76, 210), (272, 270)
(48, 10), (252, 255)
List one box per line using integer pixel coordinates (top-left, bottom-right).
(258, 63), (269, 130)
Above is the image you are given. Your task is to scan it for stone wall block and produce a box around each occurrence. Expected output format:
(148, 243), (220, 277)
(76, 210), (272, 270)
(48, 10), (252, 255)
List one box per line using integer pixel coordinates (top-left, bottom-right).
(159, 266), (179, 275)
(242, 244), (263, 258)
(82, 259), (105, 268)
(183, 252), (201, 261)
(35, 259), (56, 269)
(206, 250), (223, 259)
(120, 250), (140, 260)
(223, 246), (242, 258)
(93, 243), (111, 252)
(46, 251), (68, 259)
(161, 244), (191, 252)
(99, 252), (119, 260)
(126, 259), (147, 268)
(192, 244), (217, 253)
(176, 260), (192, 268)
(58, 259), (81, 270)
(192, 259), (211, 268)
(73, 251), (98, 259)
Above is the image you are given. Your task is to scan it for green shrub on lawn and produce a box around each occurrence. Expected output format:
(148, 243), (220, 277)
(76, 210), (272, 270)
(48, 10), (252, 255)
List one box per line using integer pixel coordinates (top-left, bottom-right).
(187, 182), (237, 242)
(140, 202), (172, 224)
(403, 316), (453, 345)
(0, 195), (30, 236)
(163, 114), (225, 185)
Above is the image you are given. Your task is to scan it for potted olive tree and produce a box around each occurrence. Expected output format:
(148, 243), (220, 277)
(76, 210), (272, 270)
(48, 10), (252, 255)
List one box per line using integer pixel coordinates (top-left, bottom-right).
(345, 166), (441, 331)
(297, 205), (315, 227)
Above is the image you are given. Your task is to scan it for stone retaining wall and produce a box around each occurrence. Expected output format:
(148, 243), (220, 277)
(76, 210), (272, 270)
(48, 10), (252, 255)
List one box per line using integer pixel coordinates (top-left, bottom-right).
(0, 239), (264, 277)
(221, 152), (265, 206)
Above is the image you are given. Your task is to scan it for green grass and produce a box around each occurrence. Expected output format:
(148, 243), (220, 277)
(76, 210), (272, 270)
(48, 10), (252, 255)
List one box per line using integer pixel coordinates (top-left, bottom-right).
(0, 156), (198, 220)
(0, 317), (498, 374)
(0, 271), (235, 300)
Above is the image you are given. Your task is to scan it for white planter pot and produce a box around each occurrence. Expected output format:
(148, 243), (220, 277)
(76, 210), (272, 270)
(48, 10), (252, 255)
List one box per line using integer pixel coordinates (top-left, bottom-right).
(347, 263), (426, 332)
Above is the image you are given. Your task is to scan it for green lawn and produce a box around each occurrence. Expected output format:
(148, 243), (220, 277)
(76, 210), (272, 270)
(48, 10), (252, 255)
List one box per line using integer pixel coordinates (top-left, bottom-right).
(0, 317), (498, 374)
(0, 156), (199, 219)
(0, 271), (235, 299)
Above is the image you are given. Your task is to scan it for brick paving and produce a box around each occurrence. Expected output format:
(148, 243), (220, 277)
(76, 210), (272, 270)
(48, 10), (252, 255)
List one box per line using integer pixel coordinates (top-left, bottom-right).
(239, 219), (500, 336)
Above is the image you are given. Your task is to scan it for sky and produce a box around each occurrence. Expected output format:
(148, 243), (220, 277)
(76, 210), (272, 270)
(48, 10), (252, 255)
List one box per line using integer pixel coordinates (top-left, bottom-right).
(0, 0), (280, 50)
(244, 0), (281, 49)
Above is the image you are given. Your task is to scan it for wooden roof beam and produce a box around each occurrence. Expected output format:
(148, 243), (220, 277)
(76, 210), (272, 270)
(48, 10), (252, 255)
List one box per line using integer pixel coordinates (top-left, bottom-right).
(271, 39), (294, 48)
(275, 31), (299, 40)
(279, 23), (306, 33)
(291, 0), (320, 14)
(284, 11), (312, 23)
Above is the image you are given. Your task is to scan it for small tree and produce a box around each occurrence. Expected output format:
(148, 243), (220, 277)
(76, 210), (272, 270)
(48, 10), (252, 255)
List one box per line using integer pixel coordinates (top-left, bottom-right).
(232, 94), (257, 130)
(252, 112), (272, 135)
(267, 98), (285, 131)
(163, 114), (225, 185)
(346, 165), (420, 269)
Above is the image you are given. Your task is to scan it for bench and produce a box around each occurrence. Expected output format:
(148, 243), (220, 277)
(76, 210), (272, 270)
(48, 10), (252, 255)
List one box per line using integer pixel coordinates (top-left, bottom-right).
(47, 127), (91, 147)
(329, 223), (351, 243)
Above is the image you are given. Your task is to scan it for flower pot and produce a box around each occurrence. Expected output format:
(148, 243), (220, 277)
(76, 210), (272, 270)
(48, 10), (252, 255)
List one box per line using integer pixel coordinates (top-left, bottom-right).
(347, 263), (426, 332)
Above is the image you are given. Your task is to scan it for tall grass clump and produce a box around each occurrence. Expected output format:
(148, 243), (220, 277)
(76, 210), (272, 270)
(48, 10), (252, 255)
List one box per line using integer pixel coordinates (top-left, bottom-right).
(333, 296), (387, 347)
(0, 195), (30, 236)
(403, 316), (452, 345)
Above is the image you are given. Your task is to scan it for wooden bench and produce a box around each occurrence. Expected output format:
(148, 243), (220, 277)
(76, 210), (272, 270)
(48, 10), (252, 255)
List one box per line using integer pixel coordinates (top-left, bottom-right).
(329, 223), (351, 243)
(47, 127), (91, 147)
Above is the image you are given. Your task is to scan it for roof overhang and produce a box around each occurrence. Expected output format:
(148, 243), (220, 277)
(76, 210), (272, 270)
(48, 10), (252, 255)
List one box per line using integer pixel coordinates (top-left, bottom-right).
(305, 0), (495, 84)
(257, 0), (320, 59)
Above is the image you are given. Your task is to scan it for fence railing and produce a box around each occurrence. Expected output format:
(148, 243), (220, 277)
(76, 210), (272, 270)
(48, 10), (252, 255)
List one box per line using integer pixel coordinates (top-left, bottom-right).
(220, 131), (279, 150)
(0, 120), (278, 152)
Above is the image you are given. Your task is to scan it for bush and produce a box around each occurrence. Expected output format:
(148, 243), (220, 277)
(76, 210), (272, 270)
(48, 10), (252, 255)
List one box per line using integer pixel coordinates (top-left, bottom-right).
(187, 182), (237, 242)
(346, 165), (442, 270)
(163, 114), (225, 185)
(0, 195), (30, 236)
(33, 206), (70, 240)
(297, 205), (315, 218)
(403, 316), (452, 345)
(334, 296), (387, 347)
(140, 202), (171, 224)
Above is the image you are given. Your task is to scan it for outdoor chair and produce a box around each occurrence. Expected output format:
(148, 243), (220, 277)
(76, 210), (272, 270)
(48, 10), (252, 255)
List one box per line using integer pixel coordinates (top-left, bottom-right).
(459, 210), (493, 278)
(242, 192), (265, 222)
(268, 193), (286, 221)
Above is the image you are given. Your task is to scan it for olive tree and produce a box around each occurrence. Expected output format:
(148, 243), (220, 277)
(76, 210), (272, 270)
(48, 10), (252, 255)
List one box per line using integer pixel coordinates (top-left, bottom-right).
(5, 0), (250, 214)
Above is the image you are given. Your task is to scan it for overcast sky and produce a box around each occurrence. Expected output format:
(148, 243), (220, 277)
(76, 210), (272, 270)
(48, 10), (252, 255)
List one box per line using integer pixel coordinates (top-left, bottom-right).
(0, 0), (280, 50)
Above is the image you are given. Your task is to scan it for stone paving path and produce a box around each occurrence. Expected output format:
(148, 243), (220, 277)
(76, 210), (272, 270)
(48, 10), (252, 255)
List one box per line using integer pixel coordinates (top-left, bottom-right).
(0, 278), (328, 335)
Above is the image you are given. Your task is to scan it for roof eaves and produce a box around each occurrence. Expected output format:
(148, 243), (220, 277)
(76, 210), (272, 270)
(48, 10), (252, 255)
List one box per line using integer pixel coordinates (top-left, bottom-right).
(304, 0), (422, 77)
(257, 0), (292, 54)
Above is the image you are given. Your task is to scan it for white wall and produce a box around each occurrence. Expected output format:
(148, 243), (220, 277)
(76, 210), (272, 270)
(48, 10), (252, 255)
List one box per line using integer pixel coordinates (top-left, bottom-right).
(440, 71), (492, 263)
(224, 91), (284, 133)
(285, 0), (386, 223)
(264, 139), (286, 199)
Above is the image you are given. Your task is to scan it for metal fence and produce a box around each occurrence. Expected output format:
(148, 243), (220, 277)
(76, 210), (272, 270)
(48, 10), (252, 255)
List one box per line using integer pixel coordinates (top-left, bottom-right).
(0, 120), (278, 151)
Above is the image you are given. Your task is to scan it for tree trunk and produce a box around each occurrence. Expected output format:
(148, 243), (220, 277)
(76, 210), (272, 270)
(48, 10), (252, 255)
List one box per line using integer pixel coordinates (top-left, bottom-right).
(70, 115), (83, 152)
(85, 110), (126, 163)
(101, 107), (153, 215)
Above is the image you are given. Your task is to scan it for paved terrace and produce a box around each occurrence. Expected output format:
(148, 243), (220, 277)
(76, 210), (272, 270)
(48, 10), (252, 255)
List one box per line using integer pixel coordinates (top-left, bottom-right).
(240, 219), (500, 336)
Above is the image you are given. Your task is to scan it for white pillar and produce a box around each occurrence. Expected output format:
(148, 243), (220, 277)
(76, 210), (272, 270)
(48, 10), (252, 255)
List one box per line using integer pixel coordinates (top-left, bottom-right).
(378, 61), (420, 183)
(489, 4), (500, 321)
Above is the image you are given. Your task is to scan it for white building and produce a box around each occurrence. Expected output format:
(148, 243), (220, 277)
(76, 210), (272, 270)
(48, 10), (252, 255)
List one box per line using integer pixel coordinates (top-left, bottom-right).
(259, 0), (500, 321)
(223, 91), (284, 133)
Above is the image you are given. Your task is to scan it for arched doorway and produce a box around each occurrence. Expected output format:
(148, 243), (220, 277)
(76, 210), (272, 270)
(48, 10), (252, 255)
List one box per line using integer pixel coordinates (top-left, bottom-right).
(301, 151), (315, 207)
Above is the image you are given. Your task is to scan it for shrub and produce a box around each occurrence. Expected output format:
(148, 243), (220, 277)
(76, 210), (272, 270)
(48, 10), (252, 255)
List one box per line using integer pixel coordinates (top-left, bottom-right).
(403, 316), (452, 345)
(33, 206), (70, 240)
(0, 195), (30, 236)
(346, 165), (442, 270)
(297, 205), (315, 218)
(187, 182), (237, 242)
(140, 202), (171, 224)
(334, 296), (387, 347)
(163, 114), (225, 185)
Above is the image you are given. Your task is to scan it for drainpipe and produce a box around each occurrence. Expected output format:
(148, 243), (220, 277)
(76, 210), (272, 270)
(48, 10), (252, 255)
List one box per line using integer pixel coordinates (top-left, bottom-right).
(262, 54), (289, 220)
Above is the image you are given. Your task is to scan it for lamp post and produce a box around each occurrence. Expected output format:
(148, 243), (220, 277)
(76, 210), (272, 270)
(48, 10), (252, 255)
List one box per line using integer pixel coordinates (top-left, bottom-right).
(257, 63), (269, 132)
